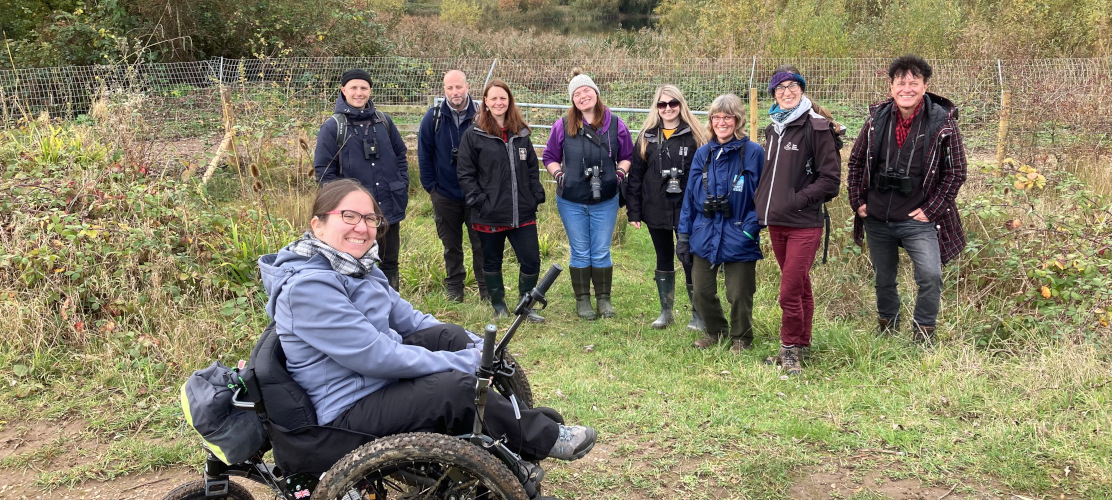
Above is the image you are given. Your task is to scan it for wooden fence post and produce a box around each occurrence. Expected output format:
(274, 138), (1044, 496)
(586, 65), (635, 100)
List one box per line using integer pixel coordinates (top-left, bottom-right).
(996, 91), (1011, 166)
(749, 88), (758, 140)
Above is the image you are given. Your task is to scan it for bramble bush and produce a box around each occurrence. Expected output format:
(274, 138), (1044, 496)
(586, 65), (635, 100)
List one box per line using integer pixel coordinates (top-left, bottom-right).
(959, 158), (1111, 346)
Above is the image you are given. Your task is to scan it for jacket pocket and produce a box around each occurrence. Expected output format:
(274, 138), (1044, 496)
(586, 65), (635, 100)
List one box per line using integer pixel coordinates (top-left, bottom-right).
(388, 180), (409, 214)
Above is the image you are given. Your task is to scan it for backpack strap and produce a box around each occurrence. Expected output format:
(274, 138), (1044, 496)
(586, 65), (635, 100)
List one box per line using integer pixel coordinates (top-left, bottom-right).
(433, 105), (442, 135)
(803, 115), (832, 264)
(330, 113), (348, 176)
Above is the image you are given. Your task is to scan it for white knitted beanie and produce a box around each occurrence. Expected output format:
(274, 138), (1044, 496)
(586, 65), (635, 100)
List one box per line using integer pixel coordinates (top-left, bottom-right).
(568, 73), (600, 101)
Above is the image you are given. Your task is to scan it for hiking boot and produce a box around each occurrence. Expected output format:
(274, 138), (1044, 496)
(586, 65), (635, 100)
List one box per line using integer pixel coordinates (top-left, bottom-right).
(912, 323), (936, 345)
(569, 267), (597, 320)
(730, 338), (751, 353)
(547, 425), (597, 461)
(593, 267), (616, 318)
(764, 346), (804, 376)
(651, 270), (675, 329)
(383, 268), (400, 291)
(693, 334), (720, 349)
(781, 346), (803, 376)
(876, 316), (898, 336)
(484, 273), (509, 319)
(445, 283), (464, 303)
(685, 283), (705, 332)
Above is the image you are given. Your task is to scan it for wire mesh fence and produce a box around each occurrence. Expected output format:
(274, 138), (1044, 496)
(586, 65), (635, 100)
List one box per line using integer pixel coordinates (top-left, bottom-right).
(1, 56), (1110, 159)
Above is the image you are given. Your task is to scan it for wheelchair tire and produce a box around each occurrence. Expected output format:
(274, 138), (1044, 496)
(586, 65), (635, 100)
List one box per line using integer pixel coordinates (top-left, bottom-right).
(501, 353), (535, 409)
(315, 432), (528, 500)
(162, 479), (255, 500)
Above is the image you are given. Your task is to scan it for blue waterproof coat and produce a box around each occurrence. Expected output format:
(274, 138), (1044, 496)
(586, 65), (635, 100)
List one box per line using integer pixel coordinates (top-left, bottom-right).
(677, 137), (765, 265)
(258, 249), (482, 425)
(313, 93), (409, 224)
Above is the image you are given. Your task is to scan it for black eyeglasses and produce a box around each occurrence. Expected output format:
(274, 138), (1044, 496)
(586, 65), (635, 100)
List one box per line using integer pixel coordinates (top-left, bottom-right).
(656, 100), (681, 110)
(325, 210), (386, 228)
(773, 82), (801, 95)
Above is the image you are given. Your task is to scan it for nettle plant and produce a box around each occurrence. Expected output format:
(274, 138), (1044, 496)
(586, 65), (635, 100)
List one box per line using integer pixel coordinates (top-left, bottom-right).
(961, 158), (1112, 337)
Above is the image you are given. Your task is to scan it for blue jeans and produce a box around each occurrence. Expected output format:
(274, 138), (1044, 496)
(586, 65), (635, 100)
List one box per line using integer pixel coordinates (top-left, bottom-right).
(556, 194), (619, 268)
(863, 218), (943, 327)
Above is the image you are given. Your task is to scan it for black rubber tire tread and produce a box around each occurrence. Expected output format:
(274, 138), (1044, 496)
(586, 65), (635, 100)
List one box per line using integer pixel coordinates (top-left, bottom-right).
(162, 479), (255, 500)
(315, 432), (528, 500)
(502, 353), (534, 409)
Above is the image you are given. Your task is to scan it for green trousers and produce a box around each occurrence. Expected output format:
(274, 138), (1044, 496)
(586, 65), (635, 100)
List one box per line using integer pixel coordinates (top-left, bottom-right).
(690, 256), (757, 343)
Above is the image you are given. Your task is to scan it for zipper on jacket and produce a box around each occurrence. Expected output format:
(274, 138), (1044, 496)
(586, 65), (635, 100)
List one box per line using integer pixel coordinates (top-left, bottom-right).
(762, 133), (784, 222)
(505, 137), (520, 227)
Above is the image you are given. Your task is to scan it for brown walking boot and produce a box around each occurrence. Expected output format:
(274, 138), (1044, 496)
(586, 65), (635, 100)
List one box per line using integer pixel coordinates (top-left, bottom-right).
(693, 334), (720, 349)
(912, 323), (936, 345)
(876, 316), (897, 336)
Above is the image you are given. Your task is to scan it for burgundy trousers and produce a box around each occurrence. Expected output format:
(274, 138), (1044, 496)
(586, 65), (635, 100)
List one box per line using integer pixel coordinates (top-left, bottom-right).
(769, 226), (823, 347)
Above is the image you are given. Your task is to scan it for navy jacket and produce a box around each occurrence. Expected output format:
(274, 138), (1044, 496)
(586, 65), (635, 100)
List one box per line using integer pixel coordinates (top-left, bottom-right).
(418, 99), (476, 202)
(678, 137), (765, 265)
(313, 93), (409, 224)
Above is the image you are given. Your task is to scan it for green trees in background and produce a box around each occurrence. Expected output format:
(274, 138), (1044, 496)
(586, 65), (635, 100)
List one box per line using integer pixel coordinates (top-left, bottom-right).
(656, 0), (1112, 58)
(1, 0), (401, 68)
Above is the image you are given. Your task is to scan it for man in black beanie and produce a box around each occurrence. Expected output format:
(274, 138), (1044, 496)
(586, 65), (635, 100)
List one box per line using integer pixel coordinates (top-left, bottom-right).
(313, 68), (409, 290)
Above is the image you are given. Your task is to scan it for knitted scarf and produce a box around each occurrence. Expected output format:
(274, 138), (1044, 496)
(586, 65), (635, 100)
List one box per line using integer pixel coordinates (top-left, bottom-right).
(286, 231), (380, 277)
(768, 96), (814, 135)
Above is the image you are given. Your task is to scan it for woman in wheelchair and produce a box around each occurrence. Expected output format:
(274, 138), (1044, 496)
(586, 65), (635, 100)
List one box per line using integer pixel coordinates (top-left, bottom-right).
(257, 178), (596, 464)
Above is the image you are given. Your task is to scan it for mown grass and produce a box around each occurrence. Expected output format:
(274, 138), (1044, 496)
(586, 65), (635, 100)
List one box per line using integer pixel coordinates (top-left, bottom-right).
(0, 97), (1109, 498)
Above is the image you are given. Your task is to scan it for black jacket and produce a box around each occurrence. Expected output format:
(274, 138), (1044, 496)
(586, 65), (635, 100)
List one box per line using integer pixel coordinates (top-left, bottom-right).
(626, 122), (699, 230)
(755, 110), (842, 228)
(456, 125), (545, 227)
(313, 93), (409, 224)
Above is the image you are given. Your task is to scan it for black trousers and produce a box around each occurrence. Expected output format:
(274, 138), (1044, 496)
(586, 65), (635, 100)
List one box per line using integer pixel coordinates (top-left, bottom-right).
(647, 227), (693, 284)
(378, 220), (401, 276)
(475, 225), (541, 277)
(327, 324), (559, 461)
(430, 191), (485, 288)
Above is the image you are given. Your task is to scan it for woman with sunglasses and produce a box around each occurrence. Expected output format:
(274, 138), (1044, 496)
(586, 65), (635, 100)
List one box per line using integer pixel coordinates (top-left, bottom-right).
(676, 94), (765, 353)
(543, 70), (634, 320)
(627, 85), (709, 330)
(456, 80), (547, 321)
(754, 69), (842, 376)
(258, 179), (597, 466)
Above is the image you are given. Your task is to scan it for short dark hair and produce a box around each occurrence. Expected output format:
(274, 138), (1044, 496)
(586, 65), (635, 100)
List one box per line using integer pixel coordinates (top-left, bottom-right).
(888, 55), (932, 82)
(312, 179), (389, 240)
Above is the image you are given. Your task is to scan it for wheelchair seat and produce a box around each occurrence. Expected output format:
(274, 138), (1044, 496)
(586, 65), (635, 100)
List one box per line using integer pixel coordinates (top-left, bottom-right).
(240, 322), (377, 475)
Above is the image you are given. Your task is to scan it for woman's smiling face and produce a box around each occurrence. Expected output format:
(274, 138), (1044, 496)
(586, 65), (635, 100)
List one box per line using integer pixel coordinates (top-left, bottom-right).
(311, 191), (378, 258)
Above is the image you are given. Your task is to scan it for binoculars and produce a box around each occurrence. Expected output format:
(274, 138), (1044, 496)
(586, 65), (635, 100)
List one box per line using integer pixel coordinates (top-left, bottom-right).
(363, 139), (380, 160)
(584, 164), (603, 201)
(875, 172), (914, 194)
(703, 196), (732, 218)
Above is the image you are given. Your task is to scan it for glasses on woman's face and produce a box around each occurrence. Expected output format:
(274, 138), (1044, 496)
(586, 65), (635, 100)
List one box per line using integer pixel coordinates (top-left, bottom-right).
(774, 82), (801, 95)
(326, 209), (386, 228)
(656, 99), (680, 110)
(710, 114), (736, 124)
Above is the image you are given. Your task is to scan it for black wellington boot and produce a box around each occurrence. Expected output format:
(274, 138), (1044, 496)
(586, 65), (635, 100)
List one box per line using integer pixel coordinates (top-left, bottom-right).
(569, 266), (596, 320)
(484, 272), (509, 318)
(593, 266), (616, 318)
(518, 272), (545, 323)
(651, 270), (676, 329)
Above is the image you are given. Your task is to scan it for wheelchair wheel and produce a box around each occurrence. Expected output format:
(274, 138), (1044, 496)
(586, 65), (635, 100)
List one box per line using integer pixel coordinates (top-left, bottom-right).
(162, 479), (255, 500)
(315, 432), (528, 500)
(501, 353), (534, 409)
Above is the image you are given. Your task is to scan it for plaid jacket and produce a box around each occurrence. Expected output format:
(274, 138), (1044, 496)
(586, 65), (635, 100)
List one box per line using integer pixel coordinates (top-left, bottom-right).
(846, 93), (968, 263)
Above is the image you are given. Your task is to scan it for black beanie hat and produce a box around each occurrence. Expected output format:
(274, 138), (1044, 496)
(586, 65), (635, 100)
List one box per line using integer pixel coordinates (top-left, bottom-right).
(341, 69), (372, 87)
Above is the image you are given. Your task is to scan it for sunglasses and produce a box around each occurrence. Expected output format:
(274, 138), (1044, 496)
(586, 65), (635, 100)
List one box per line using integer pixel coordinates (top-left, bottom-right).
(656, 100), (681, 110)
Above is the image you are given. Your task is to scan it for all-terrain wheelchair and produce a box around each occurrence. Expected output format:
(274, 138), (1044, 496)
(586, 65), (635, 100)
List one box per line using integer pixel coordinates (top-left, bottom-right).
(164, 265), (567, 500)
